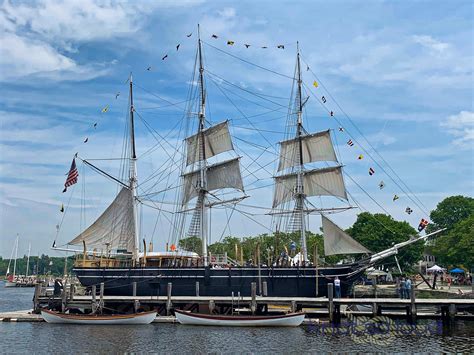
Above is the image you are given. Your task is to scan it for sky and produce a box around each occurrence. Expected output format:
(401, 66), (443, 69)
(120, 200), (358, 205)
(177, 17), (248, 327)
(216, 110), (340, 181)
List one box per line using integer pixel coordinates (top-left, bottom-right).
(0, 0), (472, 259)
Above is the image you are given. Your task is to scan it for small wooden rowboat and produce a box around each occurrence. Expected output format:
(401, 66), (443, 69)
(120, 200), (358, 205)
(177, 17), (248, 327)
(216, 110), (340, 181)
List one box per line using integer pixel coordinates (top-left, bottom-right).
(174, 310), (305, 327)
(41, 309), (156, 325)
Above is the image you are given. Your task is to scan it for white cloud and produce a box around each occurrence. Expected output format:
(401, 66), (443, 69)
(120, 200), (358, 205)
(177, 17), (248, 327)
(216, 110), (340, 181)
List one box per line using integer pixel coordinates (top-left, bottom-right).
(412, 35), (450, 54)
(441, 111), (474, 148)
(0, 0), (201, 81)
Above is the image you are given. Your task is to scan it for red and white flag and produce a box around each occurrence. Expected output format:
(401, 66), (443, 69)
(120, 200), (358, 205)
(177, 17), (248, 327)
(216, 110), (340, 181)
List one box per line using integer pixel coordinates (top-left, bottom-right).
(63, 158), (78, 193)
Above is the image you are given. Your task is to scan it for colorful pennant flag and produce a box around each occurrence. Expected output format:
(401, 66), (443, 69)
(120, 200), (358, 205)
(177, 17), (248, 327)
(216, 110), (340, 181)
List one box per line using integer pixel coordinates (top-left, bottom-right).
(338, 126), (344, 132)
(322, 96), (327, 103)
(83, 137), (88, 143)
(277, 45), (285, 49)
(244, 44), (251, 48)
(162, 54), (168, 60)
(313, 81), (318, 88)
(63, 158), (78, 193)
(405, 207), (413, 215)
(379, 181), (385, 189)
(212, 34), (218, 39)
(418, 218), (429, 232)
(101, 106), (109, 113)
(358, 154), (364, 160)
(60, 204), (64, 213)
(330, 111), (334, 116)
(115, 92), (120, 99)
(176, 44), (180, 51)
(393, 195), (399, 201)
(369, 167), (375, 176)
(347, 139), (354, 146)
(227, 40), (235, 45)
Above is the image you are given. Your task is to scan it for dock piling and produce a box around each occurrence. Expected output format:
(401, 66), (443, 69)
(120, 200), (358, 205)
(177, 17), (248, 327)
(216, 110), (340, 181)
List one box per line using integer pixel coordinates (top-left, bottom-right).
(251, 282), (257, 314)
(262, 281), (268, 297)
(99, 282), (105, 312)
(132, 282), (137, 297)
(61, 289), (67, 313)
(33, 284), (40, 313)
(328, 283), (334, 323)
(69, 284), (74, 301)
(195, 281), (200, 297)
(166, 282), (172, 315)
(410, 287), (417, 322)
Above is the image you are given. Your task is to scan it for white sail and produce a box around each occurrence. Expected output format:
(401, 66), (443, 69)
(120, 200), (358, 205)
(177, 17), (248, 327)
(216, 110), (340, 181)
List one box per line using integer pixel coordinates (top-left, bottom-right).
(322, 216), (371, 255)
(273, 166), (347, 208)
(182, 157), (244, 205)
(68, 187), (135, 251)
(186, 121), (233, 165)
(278, 130), (337, 171)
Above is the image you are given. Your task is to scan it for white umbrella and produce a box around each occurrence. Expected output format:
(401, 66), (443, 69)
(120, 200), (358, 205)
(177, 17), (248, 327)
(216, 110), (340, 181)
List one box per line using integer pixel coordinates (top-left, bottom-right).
(427, 265), (445, 273)
(367, 269), (388, 277)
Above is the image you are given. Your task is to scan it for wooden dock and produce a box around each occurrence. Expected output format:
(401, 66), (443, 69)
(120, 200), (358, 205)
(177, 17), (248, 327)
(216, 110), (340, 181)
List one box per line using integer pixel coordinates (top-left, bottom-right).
(27, 282), (473, 324)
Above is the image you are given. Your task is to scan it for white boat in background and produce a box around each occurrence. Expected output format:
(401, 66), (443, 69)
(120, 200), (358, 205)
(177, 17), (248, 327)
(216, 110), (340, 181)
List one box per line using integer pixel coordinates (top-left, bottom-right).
(41, 309), (157, 325)
(174, 310), (305, 327)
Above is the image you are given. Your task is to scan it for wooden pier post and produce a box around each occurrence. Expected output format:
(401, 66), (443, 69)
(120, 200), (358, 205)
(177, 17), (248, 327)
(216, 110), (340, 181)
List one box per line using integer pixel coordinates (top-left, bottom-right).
(209, 300), (215, 314)
(251, 282), (257, 315)
(69, 284), (74, 301)
(132, 282), (137, 297)
(61, 289), (67, 313)
(195, 282), (200, 297)
(262, 281), (268, 297)
(99, 282), (105, 313)
(328, 283), (334, 323)
(290, 300), (297, 313)
(33, 284), (41, 313)
(166, 282), (172, 315)
(91, 285), (96, 303)
(410, 286), (417, 322)
(448, 304), (456, 321)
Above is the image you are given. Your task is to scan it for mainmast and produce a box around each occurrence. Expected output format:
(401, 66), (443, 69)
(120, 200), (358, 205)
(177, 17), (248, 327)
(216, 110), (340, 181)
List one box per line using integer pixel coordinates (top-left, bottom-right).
(295, 42), (308, 262)
(197, 25), (208, 266)
(129, 73), (140, 263)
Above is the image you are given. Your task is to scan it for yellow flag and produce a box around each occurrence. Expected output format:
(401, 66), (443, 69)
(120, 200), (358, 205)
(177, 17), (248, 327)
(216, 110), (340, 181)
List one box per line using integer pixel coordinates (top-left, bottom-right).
(227, 40), (235, 45)
(101, 105), (109, 113)
(313, 80), (318, 88)
(358, 154), (364, 160)
(393, 195), (399, 202)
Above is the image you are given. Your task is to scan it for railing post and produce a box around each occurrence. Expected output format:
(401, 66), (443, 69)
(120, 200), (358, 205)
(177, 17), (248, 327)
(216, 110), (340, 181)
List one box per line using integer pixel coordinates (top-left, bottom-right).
(328, 283), (334, 323)
(69, 284), (75, 301)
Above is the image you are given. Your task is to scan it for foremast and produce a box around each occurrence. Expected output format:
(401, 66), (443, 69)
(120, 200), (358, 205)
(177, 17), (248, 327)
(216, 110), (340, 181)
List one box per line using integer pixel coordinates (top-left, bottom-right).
(197, 26), (208, 266)
(295, 43), (308, 262)
(180, 26), (245, 266)
(129, 74), (140, 263)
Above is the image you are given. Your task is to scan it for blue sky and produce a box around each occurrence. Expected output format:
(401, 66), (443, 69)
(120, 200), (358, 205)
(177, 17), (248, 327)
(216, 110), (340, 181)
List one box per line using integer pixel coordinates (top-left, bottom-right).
(0, 0), (472, 258)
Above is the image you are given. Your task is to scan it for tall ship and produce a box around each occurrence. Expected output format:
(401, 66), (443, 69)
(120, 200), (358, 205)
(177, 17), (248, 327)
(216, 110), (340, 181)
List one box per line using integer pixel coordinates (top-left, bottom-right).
(53, 28), (442, 297)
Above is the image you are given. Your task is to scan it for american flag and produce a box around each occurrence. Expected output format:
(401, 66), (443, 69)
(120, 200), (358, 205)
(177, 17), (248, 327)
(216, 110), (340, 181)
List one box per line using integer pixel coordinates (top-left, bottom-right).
(63, 158), (78, 193)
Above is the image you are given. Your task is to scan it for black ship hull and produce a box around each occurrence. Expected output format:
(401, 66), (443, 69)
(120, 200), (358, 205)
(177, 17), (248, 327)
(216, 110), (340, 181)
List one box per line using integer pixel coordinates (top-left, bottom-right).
(73, 263), (367, 297)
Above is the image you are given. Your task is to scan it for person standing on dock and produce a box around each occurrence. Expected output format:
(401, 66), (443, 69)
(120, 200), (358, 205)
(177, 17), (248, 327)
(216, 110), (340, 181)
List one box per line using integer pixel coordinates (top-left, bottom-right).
(334, 276), (341, 298)
(400, 277), (406, 299)
(405, 277), (412, 299)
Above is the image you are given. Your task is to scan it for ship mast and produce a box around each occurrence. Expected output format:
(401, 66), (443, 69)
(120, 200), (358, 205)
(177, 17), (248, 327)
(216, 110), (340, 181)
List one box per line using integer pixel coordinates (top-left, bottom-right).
(295, 43), (308, 262)
(129, 73), (140, 263)
(197, 25), (208, 266)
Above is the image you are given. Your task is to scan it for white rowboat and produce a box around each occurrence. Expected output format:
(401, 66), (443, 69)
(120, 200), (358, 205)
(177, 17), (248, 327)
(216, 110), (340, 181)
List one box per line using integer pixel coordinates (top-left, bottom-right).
(174, 310), (305, 327)
(41, 309), (156, 325)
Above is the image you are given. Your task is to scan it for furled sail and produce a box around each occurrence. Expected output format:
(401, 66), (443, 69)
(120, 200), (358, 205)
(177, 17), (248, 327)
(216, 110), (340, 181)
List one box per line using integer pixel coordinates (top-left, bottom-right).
(273, 166), (348, 208)
(68, 187), (135, 251)
(186, 121), (233, 165)
(322, 216), (371, 255)
(182, 157), (244, 205)
(277, 130), (337, 171)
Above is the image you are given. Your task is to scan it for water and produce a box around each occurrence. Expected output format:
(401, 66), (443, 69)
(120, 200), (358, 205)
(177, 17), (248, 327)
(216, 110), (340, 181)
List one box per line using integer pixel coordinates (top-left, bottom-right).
(1, 281), (473, 353)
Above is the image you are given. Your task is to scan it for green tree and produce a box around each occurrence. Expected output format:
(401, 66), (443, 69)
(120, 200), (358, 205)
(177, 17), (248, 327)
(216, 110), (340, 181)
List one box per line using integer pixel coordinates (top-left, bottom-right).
(348, 212), (422, 270)
(178, 236), (202, 255)
(427, 195), (474, 268)
(428, 195), (474, 232)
